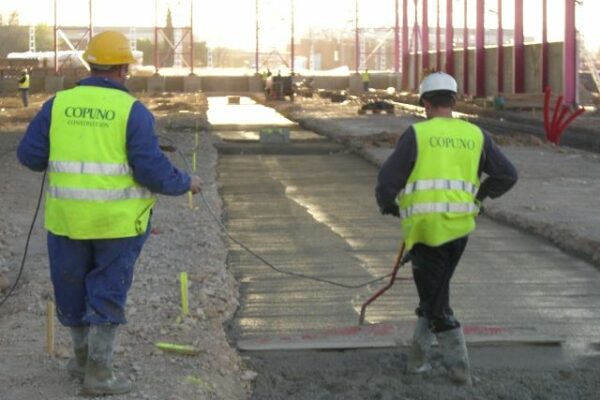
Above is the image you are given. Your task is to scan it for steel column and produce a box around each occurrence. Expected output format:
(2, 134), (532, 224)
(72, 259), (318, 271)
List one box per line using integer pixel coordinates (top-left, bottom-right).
(564, 0), (577, 105)
(422, 0), (429, 71)
(542, 0), (548, 89)
(395, 0), (400, 73)
(463, 0), (469, 94)
(291, 0), (295, 74)
(514, 0), (524, 93)
(445, 0), (454, 75)
(475, 0), (485, 97)
(89, 0), (93, 39)
(436, 0), (441, 71)
(54, 0), (58, 74)
(190, 0), (194, 75)
(497, 0), (504, 92)
(355, 0), (360, 72)
(402, 0), (409, 88)
(255, 0), (259, 73)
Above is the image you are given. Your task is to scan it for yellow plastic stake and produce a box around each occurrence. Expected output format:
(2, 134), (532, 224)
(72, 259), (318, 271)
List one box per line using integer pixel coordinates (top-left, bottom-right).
(188, 191), (193, 209)
(46, 301), (55, 355)
(154, 342), (201, 355)
(180, 271), (189, 317)
(192, 151), (197, 173)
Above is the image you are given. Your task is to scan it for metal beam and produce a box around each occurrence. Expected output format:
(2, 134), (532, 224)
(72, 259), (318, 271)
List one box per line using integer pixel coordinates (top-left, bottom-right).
(445, 0), (454, 75)
(475, 0), (485, 97)
(395, 0), (400, 73)
(402, 0), (409, 88)
(542, 0), (548, 90)
(497, 0), (504, 92)
(514, 0), (524, 93)
(564, 0), (577, 105)
(463, 0), (469, 94)
(422, 0), (429, 71)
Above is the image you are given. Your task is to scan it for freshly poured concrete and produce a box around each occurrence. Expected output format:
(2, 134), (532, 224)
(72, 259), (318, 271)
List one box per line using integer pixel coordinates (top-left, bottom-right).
(221, 153), (600, 349)
(207, 96), (296, 128)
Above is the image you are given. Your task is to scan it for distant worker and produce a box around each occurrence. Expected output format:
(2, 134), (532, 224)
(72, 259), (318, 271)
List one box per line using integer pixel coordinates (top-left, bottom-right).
(375, 72), (517, 385)
(17, 31), (202, 396)
(18, 69), (30, 107)
(361, 68), (370, 92)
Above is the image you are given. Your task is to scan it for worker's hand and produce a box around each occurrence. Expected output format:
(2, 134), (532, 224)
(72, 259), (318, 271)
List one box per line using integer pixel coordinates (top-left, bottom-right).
(475, 199), (485, 215)
(189, 175), (203, 194)
(380, 205), (400, 217)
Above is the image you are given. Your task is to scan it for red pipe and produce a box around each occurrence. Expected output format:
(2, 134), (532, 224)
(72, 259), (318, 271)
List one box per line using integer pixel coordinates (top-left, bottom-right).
(445, 0), (454, 75)
(543, 87), (552, 137)
(555, 108), (585, 142)
(359, 243), (406, 325)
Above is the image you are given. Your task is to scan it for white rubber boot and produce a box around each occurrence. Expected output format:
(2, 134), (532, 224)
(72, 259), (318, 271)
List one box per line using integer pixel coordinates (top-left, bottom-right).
(407, 317), (434, 373)
(435, 327), (472, 385)
(82, 325), (132, 396)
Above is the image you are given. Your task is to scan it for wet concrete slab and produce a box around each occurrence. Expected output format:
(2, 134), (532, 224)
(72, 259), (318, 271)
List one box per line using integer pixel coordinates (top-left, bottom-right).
(221, 152), (600, 351)
(207, 96), (297, 129)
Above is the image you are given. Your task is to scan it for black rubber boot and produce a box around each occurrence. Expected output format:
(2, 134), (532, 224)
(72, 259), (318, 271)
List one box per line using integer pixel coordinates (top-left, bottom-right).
(81, 324), (132, 396)
(67, 326), (88, 380)
(435, 327), (473, 385)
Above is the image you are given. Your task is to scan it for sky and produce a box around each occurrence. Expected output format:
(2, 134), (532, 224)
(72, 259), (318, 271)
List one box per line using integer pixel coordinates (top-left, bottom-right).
(1, 0), (600, 52)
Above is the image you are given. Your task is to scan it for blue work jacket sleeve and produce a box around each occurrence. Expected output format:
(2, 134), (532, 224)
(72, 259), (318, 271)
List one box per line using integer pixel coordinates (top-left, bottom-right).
(126, 101), (191, 196)
(17, 97), (54, 171)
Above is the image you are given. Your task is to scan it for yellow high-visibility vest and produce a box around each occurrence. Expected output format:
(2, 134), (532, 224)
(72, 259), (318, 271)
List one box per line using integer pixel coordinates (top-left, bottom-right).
(396, 117), (483, 250)
(19, 74), (30, 89)
(46, 86), (156, 239)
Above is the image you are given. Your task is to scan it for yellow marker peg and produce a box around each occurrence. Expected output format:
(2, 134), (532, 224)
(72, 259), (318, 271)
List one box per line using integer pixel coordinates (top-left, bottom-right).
(194, 131), (199, 148)
(188, 191), (194, 209)
(180, 271), (189, 317)
(154, 342), (201, 355)
(192, 151), (197, 172)
(46, 301), (55, 355)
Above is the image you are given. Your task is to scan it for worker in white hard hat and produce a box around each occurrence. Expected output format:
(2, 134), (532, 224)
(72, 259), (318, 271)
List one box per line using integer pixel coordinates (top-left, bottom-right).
(17, 31), (202, 396)
(375, 72), (518, 385)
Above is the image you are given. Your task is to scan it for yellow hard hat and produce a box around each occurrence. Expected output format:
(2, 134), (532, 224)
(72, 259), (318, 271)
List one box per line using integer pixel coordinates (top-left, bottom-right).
(83, 31), (136, 66)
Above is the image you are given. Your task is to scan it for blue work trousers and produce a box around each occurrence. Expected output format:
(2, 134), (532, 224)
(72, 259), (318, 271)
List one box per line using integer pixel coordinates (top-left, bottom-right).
(47, 227), (150, 327)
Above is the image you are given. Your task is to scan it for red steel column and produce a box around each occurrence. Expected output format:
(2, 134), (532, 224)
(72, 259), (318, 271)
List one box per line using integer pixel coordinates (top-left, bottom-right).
(497, 0), (504, 92)
(422, 0), (429, 71)
(445, 0), (454, 75)
(436, 0), (441, 71)
(541, 0), (548, 90)
(395, 0), (400, 73)
(564, 0), (577, 105)
(475, 0), (485, 97)
(514, 0), (524, 93)
(402, 0), (409, 88)
(463, 0), (469, 94)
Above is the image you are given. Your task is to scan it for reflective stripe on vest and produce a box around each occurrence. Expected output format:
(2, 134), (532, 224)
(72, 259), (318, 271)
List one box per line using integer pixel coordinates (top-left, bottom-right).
(48, 161), (131, 176)
(48, 186), (152, 201)
(399, 202), (479, 219)
(399, 179), (478, 197)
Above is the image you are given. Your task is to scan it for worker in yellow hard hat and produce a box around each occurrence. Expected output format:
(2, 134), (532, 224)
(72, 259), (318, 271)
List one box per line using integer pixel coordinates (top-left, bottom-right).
(17, 30), (202, 396)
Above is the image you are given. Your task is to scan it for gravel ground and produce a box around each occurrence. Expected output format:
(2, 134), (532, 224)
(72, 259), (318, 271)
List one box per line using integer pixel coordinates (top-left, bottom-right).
(0, 93), (251, 400)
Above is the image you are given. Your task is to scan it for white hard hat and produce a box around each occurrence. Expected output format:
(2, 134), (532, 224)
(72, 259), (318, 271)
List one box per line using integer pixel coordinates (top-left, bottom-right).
(419, 72), (458, 97)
